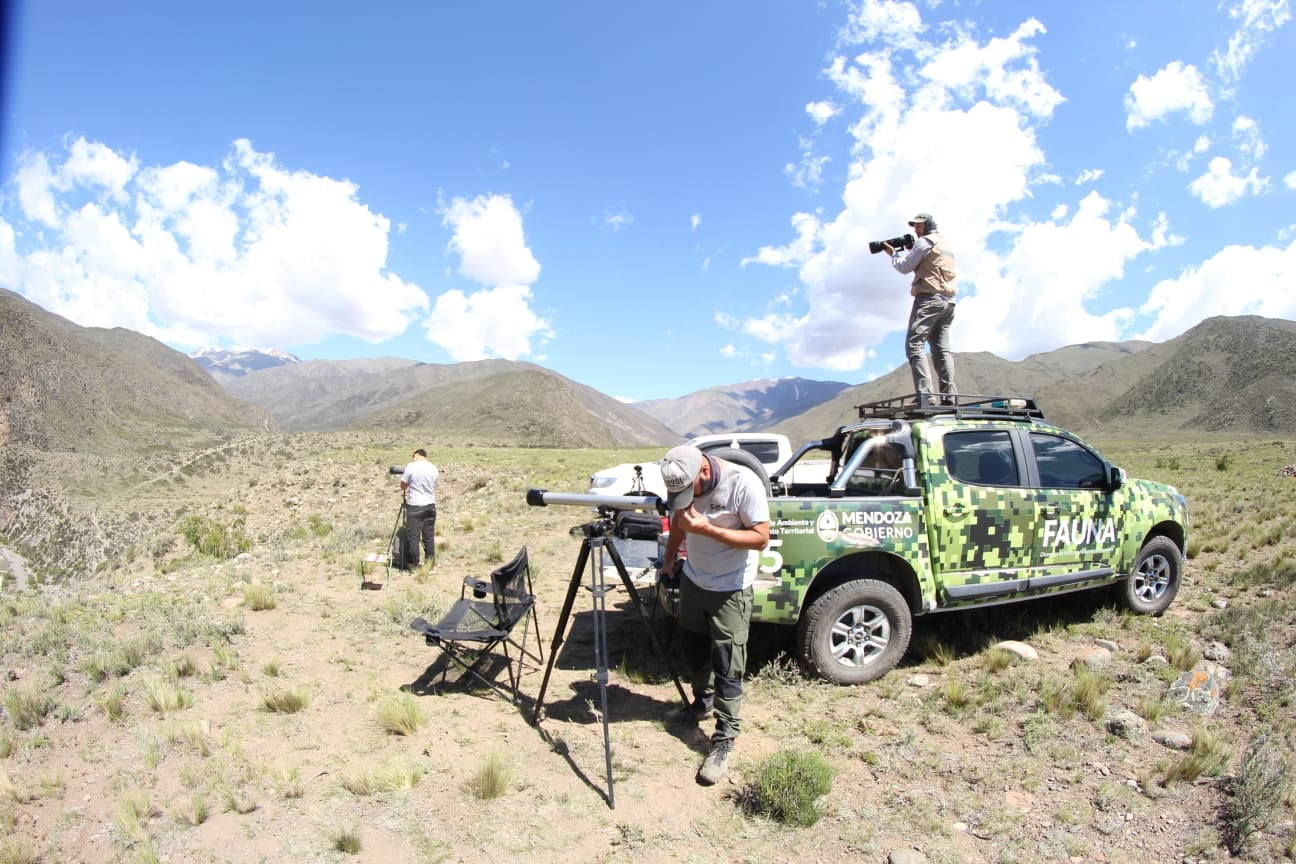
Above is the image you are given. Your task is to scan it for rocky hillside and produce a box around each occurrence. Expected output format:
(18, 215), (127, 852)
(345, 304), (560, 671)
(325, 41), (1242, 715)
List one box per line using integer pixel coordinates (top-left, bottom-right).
(226, 358), (679, 447)
(0, 289), (274, 454)
(635, 377), (851, 438)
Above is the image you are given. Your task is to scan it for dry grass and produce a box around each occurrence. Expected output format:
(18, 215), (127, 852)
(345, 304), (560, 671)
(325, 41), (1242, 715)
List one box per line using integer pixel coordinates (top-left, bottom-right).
(0, 436), (1294, 863)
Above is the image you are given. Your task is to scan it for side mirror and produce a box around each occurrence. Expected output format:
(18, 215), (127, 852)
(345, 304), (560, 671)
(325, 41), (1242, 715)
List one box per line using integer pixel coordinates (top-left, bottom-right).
(1109, 466), (1127, 491)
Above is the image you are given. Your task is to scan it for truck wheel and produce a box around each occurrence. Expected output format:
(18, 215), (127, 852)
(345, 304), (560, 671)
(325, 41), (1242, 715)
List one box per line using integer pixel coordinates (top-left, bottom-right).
(797, 579), (911, 685)
(1119, 536), (1182, 615)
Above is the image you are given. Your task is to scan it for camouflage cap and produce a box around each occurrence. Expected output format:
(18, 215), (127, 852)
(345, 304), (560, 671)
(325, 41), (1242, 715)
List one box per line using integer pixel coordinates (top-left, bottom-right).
(908, 212), (934, 226)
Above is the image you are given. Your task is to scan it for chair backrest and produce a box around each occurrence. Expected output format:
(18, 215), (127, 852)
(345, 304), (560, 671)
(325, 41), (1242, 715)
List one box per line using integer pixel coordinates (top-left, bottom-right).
(489, 546), (532, 617)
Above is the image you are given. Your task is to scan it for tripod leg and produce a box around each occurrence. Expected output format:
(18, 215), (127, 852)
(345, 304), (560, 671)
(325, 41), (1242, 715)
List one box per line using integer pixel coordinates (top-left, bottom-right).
(587, 537), (617, 808)
(386, 501), (407, 580)
(532, 540), (591, 724)
(603, 539), (690, 705)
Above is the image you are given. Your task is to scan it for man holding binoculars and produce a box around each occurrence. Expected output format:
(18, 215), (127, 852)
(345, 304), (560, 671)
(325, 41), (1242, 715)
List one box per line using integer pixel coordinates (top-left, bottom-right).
(882, 212), (958, 406)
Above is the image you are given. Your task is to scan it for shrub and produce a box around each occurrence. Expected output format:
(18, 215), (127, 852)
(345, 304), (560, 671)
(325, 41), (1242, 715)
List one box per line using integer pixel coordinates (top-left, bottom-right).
(242, 583), (276, 611)
(740, 749), (833, 826)
(1223, 732), (1292, 854)
(178, 515), (252, 560)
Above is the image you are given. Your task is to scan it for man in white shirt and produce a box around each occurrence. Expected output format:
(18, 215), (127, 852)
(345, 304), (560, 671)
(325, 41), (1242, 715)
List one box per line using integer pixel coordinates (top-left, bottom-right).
(400, 449), (439, 570)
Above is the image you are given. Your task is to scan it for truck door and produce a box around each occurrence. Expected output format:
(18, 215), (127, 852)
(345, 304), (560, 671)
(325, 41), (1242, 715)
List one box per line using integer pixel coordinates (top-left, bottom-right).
(1026, 431), (1120, 588)
(926, 429), (1037, 603)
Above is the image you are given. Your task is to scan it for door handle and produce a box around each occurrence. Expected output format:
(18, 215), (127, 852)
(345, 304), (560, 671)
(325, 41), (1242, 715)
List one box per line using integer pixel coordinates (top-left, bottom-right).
(943, 503), (966, 518)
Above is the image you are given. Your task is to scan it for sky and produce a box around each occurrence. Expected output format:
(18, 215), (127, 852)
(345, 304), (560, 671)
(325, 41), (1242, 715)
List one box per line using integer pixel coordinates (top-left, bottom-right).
(1, 1), (1294, 402)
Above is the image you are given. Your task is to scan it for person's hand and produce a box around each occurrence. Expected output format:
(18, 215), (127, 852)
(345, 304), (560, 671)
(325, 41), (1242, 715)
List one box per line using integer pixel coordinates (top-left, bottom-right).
(882, 241), (894, 254)
(675, 504), (710, 535)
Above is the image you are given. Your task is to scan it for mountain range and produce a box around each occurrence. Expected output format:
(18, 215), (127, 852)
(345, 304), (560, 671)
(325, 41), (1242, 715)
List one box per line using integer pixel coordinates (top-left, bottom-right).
(5, 288), (1296, 459)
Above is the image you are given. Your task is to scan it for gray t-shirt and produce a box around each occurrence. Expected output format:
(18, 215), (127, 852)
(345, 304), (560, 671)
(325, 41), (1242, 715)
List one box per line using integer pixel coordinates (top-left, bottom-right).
(681, 460), (771, 592)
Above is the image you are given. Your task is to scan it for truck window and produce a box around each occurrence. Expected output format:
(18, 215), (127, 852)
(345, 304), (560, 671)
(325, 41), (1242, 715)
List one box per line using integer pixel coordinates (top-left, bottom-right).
(943, 431), (1018, 486)
(699, 440), (782, 465)
(1030, 433), (1106, 489)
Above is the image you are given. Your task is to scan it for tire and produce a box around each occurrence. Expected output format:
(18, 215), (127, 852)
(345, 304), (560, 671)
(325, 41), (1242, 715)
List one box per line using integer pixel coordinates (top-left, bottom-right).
(1119, 535), (1182, 615)
(796, 579), (912, 685)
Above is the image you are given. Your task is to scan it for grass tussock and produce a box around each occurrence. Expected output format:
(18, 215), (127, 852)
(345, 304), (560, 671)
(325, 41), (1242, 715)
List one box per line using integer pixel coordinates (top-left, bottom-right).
(144, 678), (192, 715)
(3, 685), (53, 731)
(332, 827), (362, 854)
(738, 749), (834, 826)
(466, 752), (512, 800)
(0, 836), (40, 864)
(260, 686), (310, 714)
(242, 582), (276, 611)
(375, 692), (425, 736)
(1163, 725), (1230, 786)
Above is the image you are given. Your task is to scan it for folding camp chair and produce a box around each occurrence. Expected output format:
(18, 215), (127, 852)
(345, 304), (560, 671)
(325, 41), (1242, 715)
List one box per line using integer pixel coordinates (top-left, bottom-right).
(409, 546), (543, 702)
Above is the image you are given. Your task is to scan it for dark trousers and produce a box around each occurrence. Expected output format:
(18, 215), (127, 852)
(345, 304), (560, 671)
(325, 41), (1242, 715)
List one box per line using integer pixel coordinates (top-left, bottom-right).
(677, 578), (752, 740)
(405, 503), (437, 566)
(907, 294), (957, 401)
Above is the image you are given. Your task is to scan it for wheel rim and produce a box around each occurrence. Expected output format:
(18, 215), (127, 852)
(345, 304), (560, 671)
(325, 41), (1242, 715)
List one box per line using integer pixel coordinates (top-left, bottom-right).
(1133, 552), (1172, 603)
(828, 603), (891, 668)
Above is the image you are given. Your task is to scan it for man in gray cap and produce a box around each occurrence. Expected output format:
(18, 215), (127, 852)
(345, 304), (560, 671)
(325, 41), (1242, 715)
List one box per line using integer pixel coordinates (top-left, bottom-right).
(884, 212), (958, 405)
(657, 444), (770, 785)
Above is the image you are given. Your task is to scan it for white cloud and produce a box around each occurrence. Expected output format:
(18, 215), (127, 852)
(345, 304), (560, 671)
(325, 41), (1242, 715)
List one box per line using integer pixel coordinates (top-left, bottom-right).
(1075, 168), (1104, 185)
(1, 138), (428, 349)
(434, 193), (551, 359)
(603, 208), (634, 231)
(1137, 236), (1296, 341)
(1212, 0), (1292, 83)
(1124, 61), (1213, 130)
(439, 193), (541, 286)
(1285, 170), (1296, 189)
(425, 283), (552, 361)
(838, 0), (925, 49)
(785, 140), (831, 190)
(1188, 156), (1269, 207)
(1232, 115), (1267, 160)
(690, 213), (701, 232)
(806, 100), (840, 125)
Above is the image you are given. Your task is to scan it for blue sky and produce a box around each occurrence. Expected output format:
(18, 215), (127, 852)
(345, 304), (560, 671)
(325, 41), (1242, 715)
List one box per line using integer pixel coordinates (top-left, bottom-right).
(2, 1), (1293, 402)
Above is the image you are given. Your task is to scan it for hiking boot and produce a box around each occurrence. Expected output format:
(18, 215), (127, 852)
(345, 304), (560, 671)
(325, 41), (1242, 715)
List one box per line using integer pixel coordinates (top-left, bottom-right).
(664, 700), (713, 725)
(697, 737), (734, 785)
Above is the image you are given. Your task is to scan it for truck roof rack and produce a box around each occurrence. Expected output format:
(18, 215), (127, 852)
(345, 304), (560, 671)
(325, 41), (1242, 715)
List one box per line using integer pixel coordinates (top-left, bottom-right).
(855, 394), (1045, 422)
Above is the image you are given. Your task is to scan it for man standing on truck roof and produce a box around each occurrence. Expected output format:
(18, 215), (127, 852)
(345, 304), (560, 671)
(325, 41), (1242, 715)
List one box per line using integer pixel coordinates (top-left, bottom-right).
(884, 212), (958, 406)
(658, 445), (770, 786)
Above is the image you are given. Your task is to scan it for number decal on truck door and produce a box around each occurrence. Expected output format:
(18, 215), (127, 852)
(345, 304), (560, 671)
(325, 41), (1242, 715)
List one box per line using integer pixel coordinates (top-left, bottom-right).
(759, 538), (784, 574)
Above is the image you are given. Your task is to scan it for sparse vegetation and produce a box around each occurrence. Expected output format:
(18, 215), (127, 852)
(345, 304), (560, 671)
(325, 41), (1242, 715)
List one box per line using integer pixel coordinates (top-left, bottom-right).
(739, 749), (833, 826)
(0, 433), (1293, 862)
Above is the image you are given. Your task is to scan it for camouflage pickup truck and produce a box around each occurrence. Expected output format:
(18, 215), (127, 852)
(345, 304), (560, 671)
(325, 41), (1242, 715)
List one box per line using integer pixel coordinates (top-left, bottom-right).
(722, 395), (1189, 685)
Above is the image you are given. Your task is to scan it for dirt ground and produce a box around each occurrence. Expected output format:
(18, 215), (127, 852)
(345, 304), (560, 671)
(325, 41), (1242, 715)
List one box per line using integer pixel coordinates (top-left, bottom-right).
(2, 439), (1292, 863)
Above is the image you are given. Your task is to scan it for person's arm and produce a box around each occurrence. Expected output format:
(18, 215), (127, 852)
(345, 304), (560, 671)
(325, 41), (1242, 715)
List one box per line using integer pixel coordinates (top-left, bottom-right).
(673, 505), (770, 550)
(888, 237), (931, 274)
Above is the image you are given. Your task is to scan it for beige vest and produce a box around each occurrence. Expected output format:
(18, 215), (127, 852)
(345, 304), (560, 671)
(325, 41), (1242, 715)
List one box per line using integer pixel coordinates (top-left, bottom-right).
(910, 232), (957, 298)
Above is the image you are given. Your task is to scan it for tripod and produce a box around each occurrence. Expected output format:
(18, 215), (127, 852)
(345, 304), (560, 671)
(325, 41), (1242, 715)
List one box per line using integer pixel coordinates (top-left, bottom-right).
(533, 513), (689, 809)
(385, 500), (408, 580)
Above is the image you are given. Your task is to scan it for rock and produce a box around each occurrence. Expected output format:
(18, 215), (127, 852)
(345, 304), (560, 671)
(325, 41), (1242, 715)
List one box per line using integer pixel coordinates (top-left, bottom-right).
(996, 640), (1038, 661)
(888, 851), (928, 864)
(1167, 664), (1228, 716)
(1203, 641), (1232, 662)
(1072, 645), (1112, 669)
(1152, 729), (1193, 750)
(1212, 599), (1228, 610)
(1105, 710), (1147, 738)
(907, 674), (930, 687)
(1095, 639), (1119, 653)
(1143, 654), (1169, 666)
